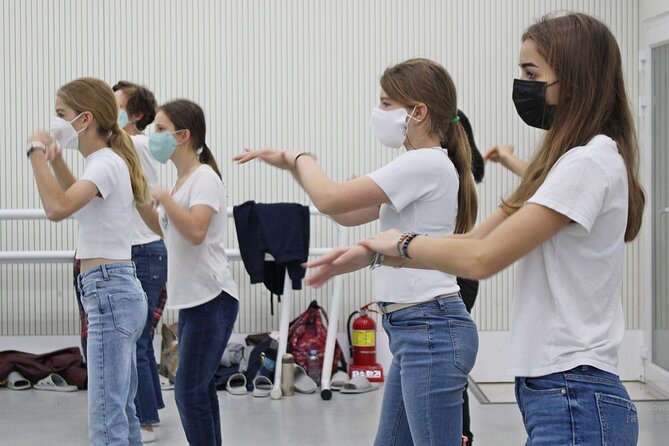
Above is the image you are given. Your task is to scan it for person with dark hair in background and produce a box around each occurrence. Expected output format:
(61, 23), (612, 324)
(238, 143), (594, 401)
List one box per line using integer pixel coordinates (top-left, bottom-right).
(456, 109), (483, 446)
(112, 80), (166, 443)
(138, 99), (239, 446)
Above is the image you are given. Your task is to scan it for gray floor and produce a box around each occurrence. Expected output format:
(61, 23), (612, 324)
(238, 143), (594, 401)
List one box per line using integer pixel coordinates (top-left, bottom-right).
(1, 384), (669, 445)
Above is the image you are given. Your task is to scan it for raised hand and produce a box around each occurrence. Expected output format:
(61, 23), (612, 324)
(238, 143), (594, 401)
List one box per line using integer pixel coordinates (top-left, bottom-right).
(483, 144), (515, 163)
(233, 148), (303, 170)
(305, 245), (372, 288)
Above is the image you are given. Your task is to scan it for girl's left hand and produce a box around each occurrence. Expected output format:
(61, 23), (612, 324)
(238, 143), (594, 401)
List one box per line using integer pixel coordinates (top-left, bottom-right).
(233, 148), (303, 170)
(27, 131), (60, 161)
(150, 187), (170, 206)
(358, 229), (403, 257)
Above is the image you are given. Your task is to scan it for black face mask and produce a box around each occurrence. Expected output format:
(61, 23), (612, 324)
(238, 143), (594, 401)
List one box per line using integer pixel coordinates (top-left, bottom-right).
(512, 79), (559, 130)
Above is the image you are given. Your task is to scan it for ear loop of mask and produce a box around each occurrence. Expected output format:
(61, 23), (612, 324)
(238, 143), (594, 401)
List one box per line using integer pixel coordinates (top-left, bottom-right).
(404, 106), (419, 149)
(70, 112), (88, 134)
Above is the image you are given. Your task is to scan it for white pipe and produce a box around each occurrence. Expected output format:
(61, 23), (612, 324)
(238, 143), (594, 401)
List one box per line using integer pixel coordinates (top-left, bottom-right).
(0, 206), (324, 221)
(319, 225), (349, 400)
(271, 270), (294, 400)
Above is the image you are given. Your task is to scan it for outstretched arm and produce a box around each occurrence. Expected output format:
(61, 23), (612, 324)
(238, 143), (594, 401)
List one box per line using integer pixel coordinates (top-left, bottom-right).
(234, 149), (389, 215)
(360, 204), (570, 279)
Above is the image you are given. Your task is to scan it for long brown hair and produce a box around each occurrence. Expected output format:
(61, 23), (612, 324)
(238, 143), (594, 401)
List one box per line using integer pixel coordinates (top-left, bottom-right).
(380, 58), (477, 233)
(158, 100), (222, 179)
(502, 13), (645, 241)
(57, 77), (150, 204)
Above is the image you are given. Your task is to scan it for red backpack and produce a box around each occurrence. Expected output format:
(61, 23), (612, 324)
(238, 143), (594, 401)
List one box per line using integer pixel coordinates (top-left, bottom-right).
(288, 300), (346, 375)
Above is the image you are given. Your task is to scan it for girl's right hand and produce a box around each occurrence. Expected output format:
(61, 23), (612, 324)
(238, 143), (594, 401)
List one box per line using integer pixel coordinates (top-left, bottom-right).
(233, 148), (303, 170)
(304, 245), (372, 288)
(484, 144), (514, 163)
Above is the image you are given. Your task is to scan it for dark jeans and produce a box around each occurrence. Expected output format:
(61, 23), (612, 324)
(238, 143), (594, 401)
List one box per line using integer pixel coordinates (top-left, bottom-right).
(457, 277), (479, 445)
(175, 291), (239, 446)
(132, 240), (168, 425)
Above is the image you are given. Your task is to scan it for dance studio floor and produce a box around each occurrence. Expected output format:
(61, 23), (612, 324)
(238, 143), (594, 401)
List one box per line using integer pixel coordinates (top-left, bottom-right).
(2, 380), (669, 445)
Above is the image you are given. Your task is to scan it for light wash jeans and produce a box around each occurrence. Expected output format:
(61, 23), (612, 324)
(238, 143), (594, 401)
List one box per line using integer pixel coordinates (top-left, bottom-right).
(515, 365), (639, 445)
(132, 240), (168, 425)
(78, 262), (148, 446)
(374, 295), (479, 446)
(175, 291), (239, 446)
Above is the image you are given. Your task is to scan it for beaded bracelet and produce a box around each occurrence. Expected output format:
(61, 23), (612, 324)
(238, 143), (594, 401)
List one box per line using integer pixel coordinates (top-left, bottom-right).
(397, 232), (421, 260)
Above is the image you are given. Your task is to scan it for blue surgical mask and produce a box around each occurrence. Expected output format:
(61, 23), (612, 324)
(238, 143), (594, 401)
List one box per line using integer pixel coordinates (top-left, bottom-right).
(117, 109), (129, 128)
(149, 131), (182, 164)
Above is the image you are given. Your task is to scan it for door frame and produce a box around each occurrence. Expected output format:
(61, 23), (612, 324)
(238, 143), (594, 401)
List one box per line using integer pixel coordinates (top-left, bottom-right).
(642, 11), (669, 393)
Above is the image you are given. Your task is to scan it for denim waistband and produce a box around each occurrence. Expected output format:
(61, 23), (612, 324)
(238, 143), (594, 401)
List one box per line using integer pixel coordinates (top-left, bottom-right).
(77, 261), (137, 288)
(378, 292), (461, 314)
(132, 239), (165, 250)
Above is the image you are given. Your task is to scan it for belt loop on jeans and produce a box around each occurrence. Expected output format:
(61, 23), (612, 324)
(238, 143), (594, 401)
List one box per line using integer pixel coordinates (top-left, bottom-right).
(100, 264), (110, 281)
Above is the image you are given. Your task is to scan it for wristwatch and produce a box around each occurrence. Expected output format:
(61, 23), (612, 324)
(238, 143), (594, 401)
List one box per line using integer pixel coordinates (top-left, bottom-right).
(26, 141), (46, 158)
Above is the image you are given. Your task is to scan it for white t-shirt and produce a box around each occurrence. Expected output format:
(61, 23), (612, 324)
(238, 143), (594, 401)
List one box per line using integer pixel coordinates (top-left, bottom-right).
(508, 135), (628, 377)
(159, 165), (238, 309)
(75, 148), (134, 260)
(128, 134), (162, 246)
(367, 148), (461, 303)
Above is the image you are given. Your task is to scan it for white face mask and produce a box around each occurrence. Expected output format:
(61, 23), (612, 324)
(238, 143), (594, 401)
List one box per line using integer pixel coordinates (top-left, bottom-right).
(49, 112), (87, 150)
(369, 106), (416, 149)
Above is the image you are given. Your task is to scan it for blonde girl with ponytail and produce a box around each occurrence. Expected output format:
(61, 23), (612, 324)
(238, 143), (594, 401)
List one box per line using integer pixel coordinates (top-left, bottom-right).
(26, 77), (149, 446)
(235, 58), (478, 446)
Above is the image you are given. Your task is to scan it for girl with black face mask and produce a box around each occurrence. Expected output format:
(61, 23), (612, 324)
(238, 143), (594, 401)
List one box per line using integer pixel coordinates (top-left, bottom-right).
(307, 12), (644, 446)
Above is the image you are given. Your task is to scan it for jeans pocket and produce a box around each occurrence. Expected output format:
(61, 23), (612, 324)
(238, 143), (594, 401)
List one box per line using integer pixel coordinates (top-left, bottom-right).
(219, 294), (239, 330)
(386, 308), (429, 330)
(522, 376), (567, 397)
(448, 320), (478, 374)
(596, 393), (639, 446)
(109, 292), (147, 337)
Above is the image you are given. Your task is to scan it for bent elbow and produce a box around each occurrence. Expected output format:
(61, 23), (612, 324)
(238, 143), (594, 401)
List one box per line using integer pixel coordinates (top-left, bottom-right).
(465, 251), (497, 280)
(45, 207), (67, 222)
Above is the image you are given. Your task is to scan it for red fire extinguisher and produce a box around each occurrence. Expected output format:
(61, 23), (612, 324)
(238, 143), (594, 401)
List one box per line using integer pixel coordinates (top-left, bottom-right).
(347, 303), (384, 382)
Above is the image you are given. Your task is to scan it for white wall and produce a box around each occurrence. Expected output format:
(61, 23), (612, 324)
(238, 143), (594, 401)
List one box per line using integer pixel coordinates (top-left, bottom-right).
(0, 0), (643, 337)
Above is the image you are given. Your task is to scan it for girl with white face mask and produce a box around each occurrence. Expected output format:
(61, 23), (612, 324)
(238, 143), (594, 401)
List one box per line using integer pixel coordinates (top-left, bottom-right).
(26, 77), (151, 446)
(235, 58), (478, 446)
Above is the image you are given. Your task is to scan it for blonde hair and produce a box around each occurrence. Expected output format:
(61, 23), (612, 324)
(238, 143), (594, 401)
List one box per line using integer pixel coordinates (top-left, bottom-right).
(381, 58), (477, 233)
(502, 13), (644, 241)
(58, 77), (150, 204)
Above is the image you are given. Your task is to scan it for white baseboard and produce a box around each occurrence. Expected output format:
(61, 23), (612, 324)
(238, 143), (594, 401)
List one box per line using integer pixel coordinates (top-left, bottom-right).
(0, 330), (644, 384)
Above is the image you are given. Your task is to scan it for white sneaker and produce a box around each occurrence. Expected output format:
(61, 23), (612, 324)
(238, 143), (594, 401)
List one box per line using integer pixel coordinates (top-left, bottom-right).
(141, 428), (156, 444)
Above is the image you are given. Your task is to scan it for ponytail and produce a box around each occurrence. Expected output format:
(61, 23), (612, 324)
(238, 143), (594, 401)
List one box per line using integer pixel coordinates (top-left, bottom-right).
(442, 121), (478, 234)
(108, 124), (151, 204)
(199, 143), (222, 179)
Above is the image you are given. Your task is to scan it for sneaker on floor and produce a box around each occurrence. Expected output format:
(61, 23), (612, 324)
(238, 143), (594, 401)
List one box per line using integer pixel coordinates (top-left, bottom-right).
(141, 428), (156, 444)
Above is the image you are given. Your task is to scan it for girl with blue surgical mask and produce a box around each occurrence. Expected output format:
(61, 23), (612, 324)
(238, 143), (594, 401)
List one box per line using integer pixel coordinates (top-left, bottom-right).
(138, 99), (239, 446)
(235, 58), (478, 446)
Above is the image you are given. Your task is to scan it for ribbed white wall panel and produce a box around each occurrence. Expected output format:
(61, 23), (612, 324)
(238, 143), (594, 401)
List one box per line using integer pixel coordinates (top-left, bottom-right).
(0, 0), (641, 335)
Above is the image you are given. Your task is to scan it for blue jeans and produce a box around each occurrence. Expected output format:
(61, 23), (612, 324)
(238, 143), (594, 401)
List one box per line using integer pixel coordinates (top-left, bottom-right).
(375, 295), (479, 446)
(175, 291), (239, 446)
(515, 365), (639, 445)
(132, 240), (168, 425)
(77, 262), (148, 446)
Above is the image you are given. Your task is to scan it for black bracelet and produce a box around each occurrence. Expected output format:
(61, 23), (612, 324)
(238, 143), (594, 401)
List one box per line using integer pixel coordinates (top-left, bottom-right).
(294, 152), (315, 167)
